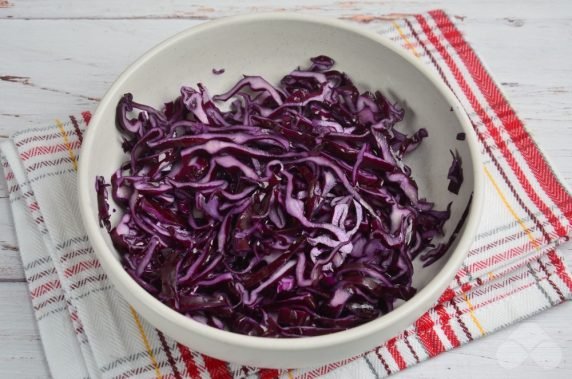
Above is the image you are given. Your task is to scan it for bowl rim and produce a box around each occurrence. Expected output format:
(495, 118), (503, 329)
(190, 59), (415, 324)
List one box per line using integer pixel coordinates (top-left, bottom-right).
(78, 12), (484, 351)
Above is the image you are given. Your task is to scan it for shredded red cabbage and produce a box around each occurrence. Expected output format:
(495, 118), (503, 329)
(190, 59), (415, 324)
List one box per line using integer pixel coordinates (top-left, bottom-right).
(95, 56), (461, 337)
(95, 176), (111, 231)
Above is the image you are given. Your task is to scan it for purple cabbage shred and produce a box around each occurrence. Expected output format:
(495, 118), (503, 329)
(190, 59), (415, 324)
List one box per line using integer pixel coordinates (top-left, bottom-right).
(447, 150), (463, 195)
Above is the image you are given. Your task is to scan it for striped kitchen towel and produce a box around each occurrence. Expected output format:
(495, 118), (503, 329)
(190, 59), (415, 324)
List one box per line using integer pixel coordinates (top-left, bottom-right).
(2, 9), (571, 379)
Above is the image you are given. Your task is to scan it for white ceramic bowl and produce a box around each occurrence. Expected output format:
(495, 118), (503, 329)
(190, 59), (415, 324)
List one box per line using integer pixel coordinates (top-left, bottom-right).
(78, 13), (483, 369)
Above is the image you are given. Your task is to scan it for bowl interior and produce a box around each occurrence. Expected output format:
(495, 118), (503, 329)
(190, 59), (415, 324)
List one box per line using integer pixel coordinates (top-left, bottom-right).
(81, 17), (476, 319)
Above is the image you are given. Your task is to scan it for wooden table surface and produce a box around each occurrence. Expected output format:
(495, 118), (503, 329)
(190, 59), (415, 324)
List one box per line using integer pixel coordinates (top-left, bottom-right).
(1, 1), (571, 378)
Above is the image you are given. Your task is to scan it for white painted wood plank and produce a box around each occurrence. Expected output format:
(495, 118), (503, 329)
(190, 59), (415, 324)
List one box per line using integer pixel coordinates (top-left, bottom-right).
(0, 20), (202, 135)
(1, 0), (571, 20)
(0, 195), (25, 280)
(0, 282), (50, 378)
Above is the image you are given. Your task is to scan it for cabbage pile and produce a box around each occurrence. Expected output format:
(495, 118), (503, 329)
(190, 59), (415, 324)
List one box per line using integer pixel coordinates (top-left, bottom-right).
(96, 56), (458, 337)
